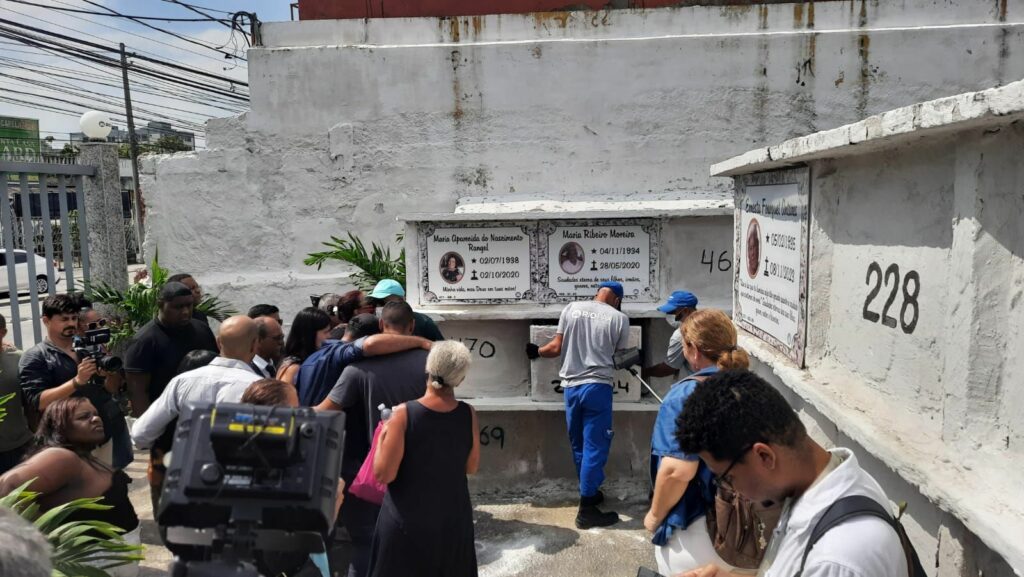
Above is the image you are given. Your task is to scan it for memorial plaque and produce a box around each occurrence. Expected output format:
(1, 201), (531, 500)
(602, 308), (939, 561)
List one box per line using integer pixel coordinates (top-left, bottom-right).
(529, 325), (642, 402)
(539, 220), (658, 302)
(733, 169), (809, 366)
(419, 223), (533, 304)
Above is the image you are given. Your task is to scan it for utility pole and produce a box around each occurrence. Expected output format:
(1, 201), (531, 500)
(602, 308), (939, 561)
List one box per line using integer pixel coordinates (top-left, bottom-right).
(120, 42), (145, 259)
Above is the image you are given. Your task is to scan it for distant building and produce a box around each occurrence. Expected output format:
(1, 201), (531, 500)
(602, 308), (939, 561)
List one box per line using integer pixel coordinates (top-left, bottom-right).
(70, 120), (195, 150)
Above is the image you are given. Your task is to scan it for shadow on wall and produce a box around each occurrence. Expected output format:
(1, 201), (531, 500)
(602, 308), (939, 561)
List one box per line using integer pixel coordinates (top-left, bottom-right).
(813, 141), (955, 252)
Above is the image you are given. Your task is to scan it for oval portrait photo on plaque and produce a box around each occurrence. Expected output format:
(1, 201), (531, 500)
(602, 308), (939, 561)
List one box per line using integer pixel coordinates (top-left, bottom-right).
(558, 241), (585, 275)
(439, 251), (465, 284)
(746, 218), (761, 279)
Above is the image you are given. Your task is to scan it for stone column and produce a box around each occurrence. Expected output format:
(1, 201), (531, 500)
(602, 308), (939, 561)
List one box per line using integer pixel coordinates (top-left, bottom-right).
(78, 142), (128, 293)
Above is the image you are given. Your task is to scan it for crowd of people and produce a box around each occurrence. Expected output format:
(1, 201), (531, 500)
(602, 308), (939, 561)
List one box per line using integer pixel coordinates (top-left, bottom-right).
(0, 271), (917, 577)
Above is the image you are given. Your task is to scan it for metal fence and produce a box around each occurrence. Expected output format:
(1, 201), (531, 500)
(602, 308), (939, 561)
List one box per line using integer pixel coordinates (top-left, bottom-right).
(0, 159), (95, 349)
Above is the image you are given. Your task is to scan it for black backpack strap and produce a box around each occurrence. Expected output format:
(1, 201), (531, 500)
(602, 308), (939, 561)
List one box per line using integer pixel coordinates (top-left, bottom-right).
(794, 495), (925, 577)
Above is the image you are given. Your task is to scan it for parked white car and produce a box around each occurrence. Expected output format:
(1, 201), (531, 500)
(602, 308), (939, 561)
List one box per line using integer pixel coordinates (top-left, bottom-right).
(0, 249), (61, 295)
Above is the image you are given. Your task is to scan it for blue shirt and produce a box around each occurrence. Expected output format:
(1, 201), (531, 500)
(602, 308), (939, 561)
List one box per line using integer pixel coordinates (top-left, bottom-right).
(649, 365), (718, 545)
(296, 338), (365, 406)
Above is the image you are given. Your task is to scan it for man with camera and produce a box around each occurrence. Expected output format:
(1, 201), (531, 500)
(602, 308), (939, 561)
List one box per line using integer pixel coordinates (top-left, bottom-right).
(19, 293), (131, 469)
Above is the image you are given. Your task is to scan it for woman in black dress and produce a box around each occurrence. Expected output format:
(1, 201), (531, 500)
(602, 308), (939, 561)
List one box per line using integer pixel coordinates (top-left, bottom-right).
(369, 340), (480, 577)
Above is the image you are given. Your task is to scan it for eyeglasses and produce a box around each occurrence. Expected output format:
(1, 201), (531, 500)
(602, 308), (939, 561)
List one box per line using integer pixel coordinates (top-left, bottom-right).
(85, 319), (108, 331)
(715, 445), (753, 490)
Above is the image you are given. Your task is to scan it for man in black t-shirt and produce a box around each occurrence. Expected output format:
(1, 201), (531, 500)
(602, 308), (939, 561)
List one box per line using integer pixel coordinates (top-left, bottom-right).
(168, 273), (209, 326)
(124, 282), (218, 417)
(125, 282), (217, 513)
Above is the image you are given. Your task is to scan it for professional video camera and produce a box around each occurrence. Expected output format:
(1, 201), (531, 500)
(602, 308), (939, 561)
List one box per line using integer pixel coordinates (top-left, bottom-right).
(72, 320), (122, 377)
(158, 402), (345, 577)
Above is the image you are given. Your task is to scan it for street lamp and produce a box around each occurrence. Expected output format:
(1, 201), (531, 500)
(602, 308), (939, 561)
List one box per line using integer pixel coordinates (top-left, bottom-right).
(79, 111), (112, 141)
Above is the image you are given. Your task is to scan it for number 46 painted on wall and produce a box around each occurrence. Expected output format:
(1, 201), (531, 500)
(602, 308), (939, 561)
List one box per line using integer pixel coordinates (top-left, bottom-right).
(862, 261), (920, 334)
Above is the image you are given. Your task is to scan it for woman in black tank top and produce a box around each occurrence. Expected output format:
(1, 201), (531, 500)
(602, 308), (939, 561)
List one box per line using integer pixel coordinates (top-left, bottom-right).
(368, 341), (481, 577)
(0, 398), (140, 572)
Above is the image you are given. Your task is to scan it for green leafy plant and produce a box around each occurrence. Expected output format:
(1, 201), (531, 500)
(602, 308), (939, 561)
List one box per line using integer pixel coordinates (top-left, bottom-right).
(0, 392), (13, 423)
(304, 232), (406, 290)
(1, 480), (144, 577)
(87, 250), (237, 346)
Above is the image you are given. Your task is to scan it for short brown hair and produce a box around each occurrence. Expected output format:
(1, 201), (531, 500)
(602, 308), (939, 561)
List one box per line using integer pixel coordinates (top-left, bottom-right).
(241, 379), (295, 407)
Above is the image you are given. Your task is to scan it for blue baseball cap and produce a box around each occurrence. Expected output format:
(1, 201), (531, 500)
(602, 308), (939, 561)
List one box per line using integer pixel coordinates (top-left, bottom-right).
(658, 290), (698, 314)
(598, 281), (624, 299)
(369, 279), (406, 299)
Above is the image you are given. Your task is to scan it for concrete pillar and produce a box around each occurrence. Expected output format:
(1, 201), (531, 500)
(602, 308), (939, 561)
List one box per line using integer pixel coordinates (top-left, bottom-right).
(78, 142), (128, 293)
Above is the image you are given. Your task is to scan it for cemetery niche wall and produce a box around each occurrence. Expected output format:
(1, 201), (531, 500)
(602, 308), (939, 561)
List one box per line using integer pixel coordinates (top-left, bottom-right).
(712, 81), (1024, 575)
(401, 203), (733, 402)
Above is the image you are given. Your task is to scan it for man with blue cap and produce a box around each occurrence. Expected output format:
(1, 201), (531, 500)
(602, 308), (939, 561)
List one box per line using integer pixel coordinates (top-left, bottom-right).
(642, 290), (698, 380)
(526, 281), (631, 529)
(366, 279), (445, 341)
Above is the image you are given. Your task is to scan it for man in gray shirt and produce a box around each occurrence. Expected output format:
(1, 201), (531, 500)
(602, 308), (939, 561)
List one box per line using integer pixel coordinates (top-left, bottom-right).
(317, 301), (428, 577)
(642, 290), (698, 380)
(528, 281), (630, 529)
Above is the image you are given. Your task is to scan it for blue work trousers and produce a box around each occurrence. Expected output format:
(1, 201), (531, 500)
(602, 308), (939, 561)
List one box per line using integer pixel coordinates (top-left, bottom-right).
(564, 382), (614, 498)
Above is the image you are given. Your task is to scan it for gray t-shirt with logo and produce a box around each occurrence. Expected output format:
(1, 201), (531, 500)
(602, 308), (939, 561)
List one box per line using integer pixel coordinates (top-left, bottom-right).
(556, 300), (631, 388)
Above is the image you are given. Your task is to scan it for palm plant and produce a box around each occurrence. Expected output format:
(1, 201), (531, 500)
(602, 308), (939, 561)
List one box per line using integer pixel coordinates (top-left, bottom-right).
(0, 392), (14, 423)
(304, 232), (406, 290)
(87, 250), (237, 346)
(0, 481), (144, 577)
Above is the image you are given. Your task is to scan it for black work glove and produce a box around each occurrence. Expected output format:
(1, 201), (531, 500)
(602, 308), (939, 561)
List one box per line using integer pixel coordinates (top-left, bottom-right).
(526, 343), (540, 360)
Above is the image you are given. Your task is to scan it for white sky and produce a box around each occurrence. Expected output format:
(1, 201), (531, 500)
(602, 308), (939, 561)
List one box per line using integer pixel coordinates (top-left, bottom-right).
(0, 0), (291, 149)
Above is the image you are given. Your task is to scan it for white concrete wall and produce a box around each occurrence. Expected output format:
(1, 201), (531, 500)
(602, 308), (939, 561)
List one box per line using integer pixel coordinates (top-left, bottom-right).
(142, 1), (1024, 323)
(729, 118), (1024, 574)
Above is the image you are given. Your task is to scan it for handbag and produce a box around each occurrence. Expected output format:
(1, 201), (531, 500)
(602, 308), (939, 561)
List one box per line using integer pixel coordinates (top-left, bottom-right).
(348, 420), (387, 505)
(705, 484), (783, 569)
(347, 391), (388, 505)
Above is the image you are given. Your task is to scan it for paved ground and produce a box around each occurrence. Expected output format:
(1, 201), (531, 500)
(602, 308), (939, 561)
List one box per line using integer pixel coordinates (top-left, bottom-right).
(125, 451), (656, 577)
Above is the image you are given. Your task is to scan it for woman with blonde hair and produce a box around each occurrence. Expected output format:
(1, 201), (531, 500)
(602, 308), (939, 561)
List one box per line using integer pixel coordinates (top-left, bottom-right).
(368, 340), (481, 577)
(644, 309), (749, 575)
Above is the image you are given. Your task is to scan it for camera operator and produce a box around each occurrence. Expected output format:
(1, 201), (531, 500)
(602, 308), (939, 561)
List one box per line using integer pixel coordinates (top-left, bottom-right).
(18, 294), (132, 470)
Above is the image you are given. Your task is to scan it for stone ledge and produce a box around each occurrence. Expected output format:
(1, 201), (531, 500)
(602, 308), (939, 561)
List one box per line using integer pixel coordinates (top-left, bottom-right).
(468, 396), (660, 412)
(712, 79), (1024, 177)
(742, 334), (1024, 572)
(418, 300), (734, 321)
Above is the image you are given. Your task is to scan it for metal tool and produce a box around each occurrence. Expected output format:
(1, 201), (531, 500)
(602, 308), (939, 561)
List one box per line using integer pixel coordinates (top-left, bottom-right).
(613, 347), (663, 403)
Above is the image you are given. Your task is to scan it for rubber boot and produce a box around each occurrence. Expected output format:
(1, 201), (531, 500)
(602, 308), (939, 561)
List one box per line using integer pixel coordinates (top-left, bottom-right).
(575, 494), (619, 529)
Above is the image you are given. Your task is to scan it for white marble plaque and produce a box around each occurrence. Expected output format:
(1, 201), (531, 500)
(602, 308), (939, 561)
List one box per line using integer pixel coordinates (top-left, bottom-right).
(542, 222), (656, 302)
(529, 325), (642, 402)
(421, 225), (532, 303)
(734, 169), (809, 366)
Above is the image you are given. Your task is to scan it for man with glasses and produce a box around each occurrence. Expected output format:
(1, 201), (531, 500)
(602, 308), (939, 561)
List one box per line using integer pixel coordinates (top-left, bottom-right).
(675, 371), (909, 577)
(19, 293), (131, 469)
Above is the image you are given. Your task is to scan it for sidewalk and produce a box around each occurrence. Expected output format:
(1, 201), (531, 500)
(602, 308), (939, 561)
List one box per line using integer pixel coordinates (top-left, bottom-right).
(126, 451), (656, 576)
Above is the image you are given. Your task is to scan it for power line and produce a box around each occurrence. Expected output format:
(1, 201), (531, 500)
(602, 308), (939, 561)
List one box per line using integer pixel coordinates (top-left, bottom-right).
(0, 72), (219, 122)
(72, 0), (246, 61)
(0, 57), (248, 113)
(161, 0), (234, 16)
(4, 0), (231, 22)
(0, 21), (250, 102)
(0, 15), (249, 86)
(2, 1), (240, 73)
